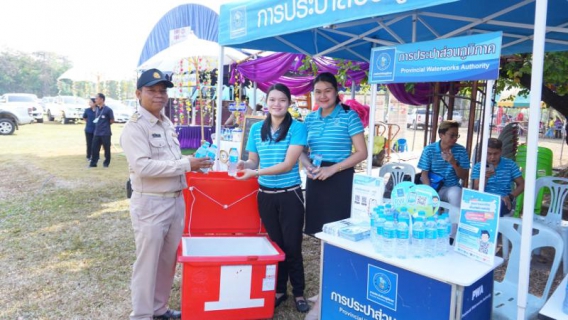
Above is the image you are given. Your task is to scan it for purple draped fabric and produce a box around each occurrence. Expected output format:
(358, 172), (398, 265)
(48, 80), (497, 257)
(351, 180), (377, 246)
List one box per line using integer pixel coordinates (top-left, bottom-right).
(233, 53), (369, 95)
(387, 83), (456, 106)
(176, 126), (215, 149)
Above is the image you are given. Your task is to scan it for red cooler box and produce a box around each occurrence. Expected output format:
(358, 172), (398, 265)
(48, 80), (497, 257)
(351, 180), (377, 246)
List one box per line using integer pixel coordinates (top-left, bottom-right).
(178, 172), (285, 320)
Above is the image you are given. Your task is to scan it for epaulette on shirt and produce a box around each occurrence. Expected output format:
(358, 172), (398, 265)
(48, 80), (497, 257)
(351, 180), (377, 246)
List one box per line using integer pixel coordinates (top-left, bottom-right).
(130, 112), (140, 123)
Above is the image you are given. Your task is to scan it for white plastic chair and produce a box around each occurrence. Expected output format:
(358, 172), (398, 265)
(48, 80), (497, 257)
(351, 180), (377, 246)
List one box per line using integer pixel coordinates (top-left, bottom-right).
(533, 177), (568, 275)
(378, 162), (415, 187)
(493, 217), (563, 320)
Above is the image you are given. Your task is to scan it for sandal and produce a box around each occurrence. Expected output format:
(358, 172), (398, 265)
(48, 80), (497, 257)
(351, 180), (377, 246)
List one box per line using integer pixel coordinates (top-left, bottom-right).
(275, 293), (288, 307)
(295, 297), (310, 313)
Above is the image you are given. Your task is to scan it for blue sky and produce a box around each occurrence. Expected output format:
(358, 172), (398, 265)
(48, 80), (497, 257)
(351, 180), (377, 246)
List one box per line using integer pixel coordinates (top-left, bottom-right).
(0, 0), (234, 79)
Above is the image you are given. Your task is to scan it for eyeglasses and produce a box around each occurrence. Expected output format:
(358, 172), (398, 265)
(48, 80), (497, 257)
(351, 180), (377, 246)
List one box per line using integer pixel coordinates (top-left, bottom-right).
(446, 134), (460, 139)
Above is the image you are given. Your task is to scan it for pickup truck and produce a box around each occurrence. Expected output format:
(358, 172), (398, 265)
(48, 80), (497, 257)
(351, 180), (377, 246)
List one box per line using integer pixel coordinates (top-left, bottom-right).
(406, 108), (433, 130)
(0, 109), (24, 135)
(0, 93), (39, 124)
(45, 96), (87, 124)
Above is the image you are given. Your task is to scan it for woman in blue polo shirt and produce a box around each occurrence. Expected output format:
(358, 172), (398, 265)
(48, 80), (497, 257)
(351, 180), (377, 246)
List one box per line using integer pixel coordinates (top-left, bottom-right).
(301, 72), (368, 235)
(235, 83), (310, 313)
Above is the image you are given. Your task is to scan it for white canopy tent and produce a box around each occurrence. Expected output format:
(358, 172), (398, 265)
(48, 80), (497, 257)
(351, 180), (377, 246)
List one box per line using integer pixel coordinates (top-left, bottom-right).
(215, 1), (560, 318)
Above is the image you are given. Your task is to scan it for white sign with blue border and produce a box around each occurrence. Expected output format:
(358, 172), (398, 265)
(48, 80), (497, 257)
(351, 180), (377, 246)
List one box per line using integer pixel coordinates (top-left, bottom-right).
(369, 32), (502, 84)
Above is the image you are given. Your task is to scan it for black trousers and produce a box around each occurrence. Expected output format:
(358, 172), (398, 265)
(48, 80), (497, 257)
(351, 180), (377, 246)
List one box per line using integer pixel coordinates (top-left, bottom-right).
(90, 135), (111, 167)
(85, 132), (94, 160)
(257, 185), (305, 297)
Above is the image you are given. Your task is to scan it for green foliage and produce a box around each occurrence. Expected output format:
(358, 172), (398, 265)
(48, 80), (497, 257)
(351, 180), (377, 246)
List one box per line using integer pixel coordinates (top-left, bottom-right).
(0, 49), (72, 96)
(0, 49), (136, 100)
(298, 55), (368, 89)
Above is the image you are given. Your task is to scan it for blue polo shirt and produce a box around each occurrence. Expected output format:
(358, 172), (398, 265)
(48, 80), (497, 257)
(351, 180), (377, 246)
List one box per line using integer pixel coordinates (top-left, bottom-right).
(82, 108), (97, 133)
(304, 104), (364, 163)
(246, 119), (307, 188)
(471, 157), (522, 196)
(93, 105), (114, 136)
(417, 141), (470, 187)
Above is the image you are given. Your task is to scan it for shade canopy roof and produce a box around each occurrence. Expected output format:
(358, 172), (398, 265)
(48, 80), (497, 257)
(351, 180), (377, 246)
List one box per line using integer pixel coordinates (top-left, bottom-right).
(220, 0), (568, 62)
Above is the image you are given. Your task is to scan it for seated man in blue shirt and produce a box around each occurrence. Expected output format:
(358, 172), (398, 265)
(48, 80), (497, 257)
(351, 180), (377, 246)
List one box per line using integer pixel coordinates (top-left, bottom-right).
(471, 138), (525, 216)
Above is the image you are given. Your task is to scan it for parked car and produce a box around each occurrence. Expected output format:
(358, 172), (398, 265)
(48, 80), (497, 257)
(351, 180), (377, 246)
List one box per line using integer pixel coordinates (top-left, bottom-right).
(0, 93), (42, 123)
(123, 99), (139, 110)
(0, 94), (35, 125)
(0, 109), (22, 135)
(443, 110), (464, 126)
(406, 108), (433, 130)
(45, 96), (87, 124)
(106, 98), (134, 123)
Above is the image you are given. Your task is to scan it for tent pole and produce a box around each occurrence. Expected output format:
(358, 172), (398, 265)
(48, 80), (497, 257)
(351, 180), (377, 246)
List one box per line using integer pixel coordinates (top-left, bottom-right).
(367, 84), (378, 174)
(517, 0), (548, 318)
(478, 80), (494, 192)
(215, 46), (225, 171)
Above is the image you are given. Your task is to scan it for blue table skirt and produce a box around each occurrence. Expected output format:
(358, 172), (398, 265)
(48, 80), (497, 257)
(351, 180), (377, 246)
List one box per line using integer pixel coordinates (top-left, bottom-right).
(176, 126), (215, 149)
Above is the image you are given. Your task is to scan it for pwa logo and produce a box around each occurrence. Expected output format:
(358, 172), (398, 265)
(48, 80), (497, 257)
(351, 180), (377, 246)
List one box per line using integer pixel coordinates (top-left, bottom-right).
(472, 285), (484, 300)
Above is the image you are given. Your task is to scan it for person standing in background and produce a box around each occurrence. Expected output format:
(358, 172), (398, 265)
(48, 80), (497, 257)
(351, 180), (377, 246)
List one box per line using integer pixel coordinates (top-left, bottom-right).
(89, 93), (114, 168)
(235, 83), (310, 313)
(121, 68), (211, 320)
(554, 116), (563, 139)
(82, 97), (97, 162)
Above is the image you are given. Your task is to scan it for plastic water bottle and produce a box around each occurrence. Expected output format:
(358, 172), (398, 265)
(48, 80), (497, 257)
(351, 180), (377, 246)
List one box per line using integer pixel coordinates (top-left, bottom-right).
(228, 147), (239, 177)
(425, 216), (438, 257)
(203, 144), (217, 174)
(396, 207), (410, 259)
(383, 214), (396, 258)
(412, 211), (426, 259)
(437, 213), (450, 256)
(195, 141), (210, 173)
(371, 206), (385, 254)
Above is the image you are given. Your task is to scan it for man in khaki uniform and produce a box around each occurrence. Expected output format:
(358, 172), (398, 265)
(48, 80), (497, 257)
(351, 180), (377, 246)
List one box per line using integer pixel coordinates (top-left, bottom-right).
(121, 68), (211, 320)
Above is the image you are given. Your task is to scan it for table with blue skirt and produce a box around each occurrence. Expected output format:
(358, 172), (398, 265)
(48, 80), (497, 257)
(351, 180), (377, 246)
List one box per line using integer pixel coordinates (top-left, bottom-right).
(314, 232), (503, 320)
(175, 126), (215, 149)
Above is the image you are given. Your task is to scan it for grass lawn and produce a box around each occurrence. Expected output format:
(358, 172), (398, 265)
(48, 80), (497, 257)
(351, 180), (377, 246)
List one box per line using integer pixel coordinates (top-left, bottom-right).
(0, 121), (319, 319)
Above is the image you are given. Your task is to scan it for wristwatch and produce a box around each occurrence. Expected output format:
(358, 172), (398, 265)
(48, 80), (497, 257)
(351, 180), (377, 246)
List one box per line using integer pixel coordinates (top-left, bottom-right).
(508, 193), (515, 201)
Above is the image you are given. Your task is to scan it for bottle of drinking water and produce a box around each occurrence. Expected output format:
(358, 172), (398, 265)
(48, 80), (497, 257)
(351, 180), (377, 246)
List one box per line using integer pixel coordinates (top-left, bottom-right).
(203, 144), (218, 174)
(412, 211), (426, 259)
(425, 215), (438, 257)
(228, 148), (239, 177)
(383, 213), (396, 258)
(195, 141), (211, 173)
(372, 206), (385, 254)
(396, 207), (410, 259)
(437, 213), (450, 256)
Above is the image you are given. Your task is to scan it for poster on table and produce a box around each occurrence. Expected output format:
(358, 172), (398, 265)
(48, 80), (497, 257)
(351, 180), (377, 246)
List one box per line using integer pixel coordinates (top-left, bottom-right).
(350, 174), (385, 222)
(454, 189), (500, 265)
(390, 182), (439, 217)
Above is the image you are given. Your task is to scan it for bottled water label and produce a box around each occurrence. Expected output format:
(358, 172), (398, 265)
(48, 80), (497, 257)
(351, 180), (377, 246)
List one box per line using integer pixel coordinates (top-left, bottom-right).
(312, 154), (323, 168)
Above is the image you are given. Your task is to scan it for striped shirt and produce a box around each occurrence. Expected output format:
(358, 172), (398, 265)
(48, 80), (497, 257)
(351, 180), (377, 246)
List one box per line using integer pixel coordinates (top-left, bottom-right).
(417, 141), (470, 187)
(471, 157), (522, 196)
(246, 119), (307, 188)
(304, 104), (364, 163)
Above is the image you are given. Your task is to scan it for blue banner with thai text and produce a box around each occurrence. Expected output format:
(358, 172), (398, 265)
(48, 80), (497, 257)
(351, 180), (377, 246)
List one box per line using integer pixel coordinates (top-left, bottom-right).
(369, 32), (502, 84)
(219, 0), (458, 46)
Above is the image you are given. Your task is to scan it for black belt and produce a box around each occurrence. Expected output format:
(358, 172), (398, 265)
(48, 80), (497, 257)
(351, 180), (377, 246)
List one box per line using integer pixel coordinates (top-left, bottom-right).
(258, 185), (301, 194)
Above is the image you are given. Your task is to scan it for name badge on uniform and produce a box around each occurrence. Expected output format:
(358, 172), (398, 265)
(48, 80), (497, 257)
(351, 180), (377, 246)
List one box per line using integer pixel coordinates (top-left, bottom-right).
(152, 133), (161, 138)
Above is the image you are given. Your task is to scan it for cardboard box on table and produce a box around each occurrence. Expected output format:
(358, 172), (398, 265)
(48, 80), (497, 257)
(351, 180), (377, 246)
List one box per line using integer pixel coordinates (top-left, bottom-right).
(178, 172), (285, 320)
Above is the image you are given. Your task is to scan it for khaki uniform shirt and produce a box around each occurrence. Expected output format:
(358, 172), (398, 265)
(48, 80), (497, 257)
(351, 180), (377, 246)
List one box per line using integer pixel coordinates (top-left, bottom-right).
(120, 107), (191, 193)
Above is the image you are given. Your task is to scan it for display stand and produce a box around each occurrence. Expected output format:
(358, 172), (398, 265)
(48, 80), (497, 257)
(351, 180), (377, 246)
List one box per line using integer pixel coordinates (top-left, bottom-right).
(539, 275), (568, 320)
(315, 232), (503, 320)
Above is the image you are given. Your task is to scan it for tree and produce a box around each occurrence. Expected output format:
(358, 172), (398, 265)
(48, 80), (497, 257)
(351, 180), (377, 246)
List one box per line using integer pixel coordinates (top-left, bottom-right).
(499, 52), (568, 118)
(0, 49), (72, 96)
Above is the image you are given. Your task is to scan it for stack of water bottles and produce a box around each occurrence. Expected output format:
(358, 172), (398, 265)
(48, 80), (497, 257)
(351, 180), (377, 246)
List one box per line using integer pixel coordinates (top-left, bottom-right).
(194, 141), (218, 173)
(222, 128), (233, 141)
(370, 205), (451, 259)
